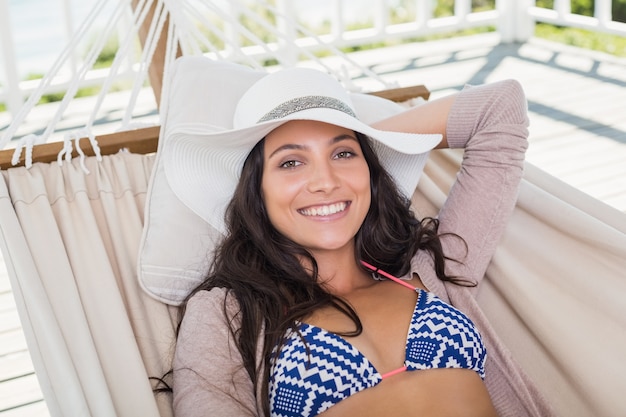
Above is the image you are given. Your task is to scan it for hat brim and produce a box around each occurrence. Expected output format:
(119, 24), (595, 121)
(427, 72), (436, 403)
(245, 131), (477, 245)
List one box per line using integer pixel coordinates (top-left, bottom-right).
(164, 103), (441, 234)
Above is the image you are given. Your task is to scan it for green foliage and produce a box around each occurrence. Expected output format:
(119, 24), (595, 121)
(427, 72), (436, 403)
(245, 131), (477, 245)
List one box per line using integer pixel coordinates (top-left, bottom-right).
(239, 4), (277, 46)
(93, 36), (120, 69)
(263, 58), (280, 66)
(614, 0), (626, 23)
(39, 92), (65, 104)
(434, 0), (495, 16)
(572, 0), (594, 16)
(196, 17), (225, 51)
(536, 0), (626, 21)
(533, 1), (626, 53)
(435, 0), (454, 17)
(390, 0), (416, 24)
(536, 0), (554, 8)
(37, 86), (102, 105)
(535, 22), (626, 56)
(78, 31), (124, 69)
(472, 0), (495, 11)
(534, 0), (592, 15)
(341, 41), (388, 54)
(24, 73), (62, 103)
(22, 73), (103, 104)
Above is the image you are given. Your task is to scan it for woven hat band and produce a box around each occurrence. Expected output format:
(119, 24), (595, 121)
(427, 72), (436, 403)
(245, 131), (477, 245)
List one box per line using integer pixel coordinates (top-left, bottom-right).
(258, 95), (356, 123)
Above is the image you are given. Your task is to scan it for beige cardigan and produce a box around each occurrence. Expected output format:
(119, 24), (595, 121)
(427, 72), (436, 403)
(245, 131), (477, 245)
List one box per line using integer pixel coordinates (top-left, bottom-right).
(172, 79), (555, 417)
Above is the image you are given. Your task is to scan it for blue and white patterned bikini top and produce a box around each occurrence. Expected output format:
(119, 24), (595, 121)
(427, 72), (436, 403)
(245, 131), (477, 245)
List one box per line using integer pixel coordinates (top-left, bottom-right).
(268, 267), (487, 417)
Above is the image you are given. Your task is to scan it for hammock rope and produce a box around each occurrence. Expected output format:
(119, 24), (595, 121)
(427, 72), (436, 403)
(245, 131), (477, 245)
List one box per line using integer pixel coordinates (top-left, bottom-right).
(87, 0), (153, 132)
(1, 0), (402, 170)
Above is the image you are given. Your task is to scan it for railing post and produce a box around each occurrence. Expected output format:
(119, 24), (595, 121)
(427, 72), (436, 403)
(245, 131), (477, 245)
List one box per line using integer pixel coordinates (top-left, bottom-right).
(275, 0), (299, 67)
(497, 0), (535, 43)
(60, 0), (78, 78)
(416, 0), (433, 28)
(330, 0), (344, 42)
(225, 0), (243, 60)
(455, 0), (471, 20)
(554, 0), (571, 17)
(374, 0), (388, 36)
(595, 0), (613, 28)
(0, 0), (24, 119)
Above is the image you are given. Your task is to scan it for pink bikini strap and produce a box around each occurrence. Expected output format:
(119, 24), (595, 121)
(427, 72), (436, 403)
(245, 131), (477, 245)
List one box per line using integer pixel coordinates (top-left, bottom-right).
(381, 365), (408, 379)
(360, 260), (416, 291)
(360, 261), (414, 380)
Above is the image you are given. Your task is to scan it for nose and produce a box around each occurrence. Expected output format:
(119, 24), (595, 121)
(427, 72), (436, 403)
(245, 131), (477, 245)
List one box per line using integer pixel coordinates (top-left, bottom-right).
(306, 160), (340, 193)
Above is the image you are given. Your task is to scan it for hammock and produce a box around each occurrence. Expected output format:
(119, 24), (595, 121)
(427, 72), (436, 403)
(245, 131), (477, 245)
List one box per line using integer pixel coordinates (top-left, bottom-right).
(1, 1), (625, 416)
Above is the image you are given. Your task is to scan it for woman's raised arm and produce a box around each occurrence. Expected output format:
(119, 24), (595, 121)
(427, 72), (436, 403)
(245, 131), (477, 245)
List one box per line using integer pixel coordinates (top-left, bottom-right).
(370, 93), (459, 149)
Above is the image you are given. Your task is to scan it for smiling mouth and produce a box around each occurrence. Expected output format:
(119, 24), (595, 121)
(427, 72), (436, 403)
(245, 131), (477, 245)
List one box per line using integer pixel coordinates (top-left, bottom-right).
(298, 202), (349, 217)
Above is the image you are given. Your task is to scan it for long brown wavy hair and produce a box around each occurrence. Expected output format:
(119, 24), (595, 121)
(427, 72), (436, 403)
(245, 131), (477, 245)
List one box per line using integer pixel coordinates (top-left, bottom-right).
(176, 131), (470, 414)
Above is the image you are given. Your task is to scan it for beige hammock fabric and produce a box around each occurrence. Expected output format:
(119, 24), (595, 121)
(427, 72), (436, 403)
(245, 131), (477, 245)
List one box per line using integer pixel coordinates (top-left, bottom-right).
(416, 151), (626, 417)
(1, 147), (625, 417)
(0, 153), (176, 417)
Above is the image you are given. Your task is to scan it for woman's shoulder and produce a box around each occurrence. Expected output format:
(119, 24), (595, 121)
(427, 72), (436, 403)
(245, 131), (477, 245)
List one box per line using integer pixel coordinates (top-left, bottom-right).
(188, 286), (227, 303)
(185, 287), (241, 323)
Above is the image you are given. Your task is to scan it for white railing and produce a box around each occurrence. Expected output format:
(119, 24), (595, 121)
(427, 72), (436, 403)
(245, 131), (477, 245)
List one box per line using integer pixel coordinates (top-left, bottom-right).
(529, 0), (626, 37)
(0, 0), (624, 121)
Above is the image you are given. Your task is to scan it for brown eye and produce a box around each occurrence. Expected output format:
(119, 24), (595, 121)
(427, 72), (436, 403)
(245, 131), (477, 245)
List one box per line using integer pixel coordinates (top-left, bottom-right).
(280, 160), (301, 169)
(335, 151), (355, 159)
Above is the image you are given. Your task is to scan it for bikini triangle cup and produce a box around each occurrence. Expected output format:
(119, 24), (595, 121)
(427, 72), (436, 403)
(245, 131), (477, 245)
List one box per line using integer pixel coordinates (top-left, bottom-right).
(269, 262), (487, 416)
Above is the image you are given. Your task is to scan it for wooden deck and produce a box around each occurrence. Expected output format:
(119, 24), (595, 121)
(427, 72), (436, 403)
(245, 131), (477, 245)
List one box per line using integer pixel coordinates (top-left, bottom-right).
(1, 33), (625, 416)
(359, 33), (626, 213)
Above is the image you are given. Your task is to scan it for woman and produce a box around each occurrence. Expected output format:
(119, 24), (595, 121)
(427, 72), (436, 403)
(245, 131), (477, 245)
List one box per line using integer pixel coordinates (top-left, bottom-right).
(168, 68), (553, 416)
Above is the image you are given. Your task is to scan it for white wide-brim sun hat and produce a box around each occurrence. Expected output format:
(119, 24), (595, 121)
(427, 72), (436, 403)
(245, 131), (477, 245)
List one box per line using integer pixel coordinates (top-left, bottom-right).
(163, 67), (442, 235)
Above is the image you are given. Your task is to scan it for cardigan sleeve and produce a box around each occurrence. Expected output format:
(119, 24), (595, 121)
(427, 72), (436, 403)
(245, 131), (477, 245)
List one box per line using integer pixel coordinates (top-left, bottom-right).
(415, 79), (529, 295)
(173, 288), (260, 417)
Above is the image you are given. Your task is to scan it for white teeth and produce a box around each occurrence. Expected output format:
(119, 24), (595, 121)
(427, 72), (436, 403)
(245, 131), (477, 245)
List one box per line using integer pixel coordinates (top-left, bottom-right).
(300, 202), (347, 217)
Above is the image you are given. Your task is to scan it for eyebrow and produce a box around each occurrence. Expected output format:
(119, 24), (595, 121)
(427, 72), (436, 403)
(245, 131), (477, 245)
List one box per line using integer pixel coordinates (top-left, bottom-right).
(267, 133), (357, 159)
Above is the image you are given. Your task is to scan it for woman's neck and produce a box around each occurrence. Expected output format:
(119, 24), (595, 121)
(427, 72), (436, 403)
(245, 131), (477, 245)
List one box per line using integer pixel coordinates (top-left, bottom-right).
(309, 248), (374, 296)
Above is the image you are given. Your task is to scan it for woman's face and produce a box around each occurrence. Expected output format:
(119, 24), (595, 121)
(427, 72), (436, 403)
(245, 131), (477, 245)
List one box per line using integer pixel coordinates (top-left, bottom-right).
(261, 120), (371, 257)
